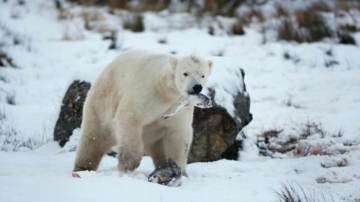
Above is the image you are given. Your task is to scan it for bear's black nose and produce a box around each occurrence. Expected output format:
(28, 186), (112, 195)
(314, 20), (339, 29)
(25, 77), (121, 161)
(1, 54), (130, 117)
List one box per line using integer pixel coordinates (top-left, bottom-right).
(192, 84), (202, 94)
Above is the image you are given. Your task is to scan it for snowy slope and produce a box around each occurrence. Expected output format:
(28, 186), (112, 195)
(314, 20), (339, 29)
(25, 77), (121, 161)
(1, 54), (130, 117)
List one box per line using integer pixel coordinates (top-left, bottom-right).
(1, 0), (360, 201)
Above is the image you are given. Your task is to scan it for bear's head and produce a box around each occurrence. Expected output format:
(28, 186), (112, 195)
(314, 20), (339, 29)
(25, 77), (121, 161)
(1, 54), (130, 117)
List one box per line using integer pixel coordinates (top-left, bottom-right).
(169, 55), (213, 97)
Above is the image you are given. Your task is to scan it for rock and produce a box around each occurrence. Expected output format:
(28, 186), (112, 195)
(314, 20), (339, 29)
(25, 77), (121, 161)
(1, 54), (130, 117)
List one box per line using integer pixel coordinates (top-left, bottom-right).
(53, 80), (91, 147)
(188, 57), (252, 163)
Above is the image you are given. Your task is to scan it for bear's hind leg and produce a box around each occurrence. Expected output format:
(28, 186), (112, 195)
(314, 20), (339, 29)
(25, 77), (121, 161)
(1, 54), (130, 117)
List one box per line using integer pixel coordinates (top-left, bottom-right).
(116, 116), (144, 172)
(73, 128), (113, 172)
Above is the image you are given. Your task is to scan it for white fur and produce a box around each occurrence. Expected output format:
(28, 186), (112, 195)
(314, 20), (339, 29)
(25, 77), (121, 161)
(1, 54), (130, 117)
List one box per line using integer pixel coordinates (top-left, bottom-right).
(73, 49), (213, 176)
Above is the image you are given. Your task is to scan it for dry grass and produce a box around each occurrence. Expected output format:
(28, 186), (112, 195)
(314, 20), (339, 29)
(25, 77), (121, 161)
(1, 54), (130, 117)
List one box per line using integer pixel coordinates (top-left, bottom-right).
(231, 18), (245, 35)
(273, 4), (290, 18)
(81, 10), (106, 30)
(276, 2), (336, 43)
(62, 23), (85, 41)
(277, 18), (303, 42)
(238, 6), (264, 25)
(321, 158), (348, 168)
(294, 8), (333, 42)
(202, 0), (241, 17)
(275, 182), (334, 202)
(0, 52), (17, 68)
(123, 14), (144, 32)
(336, 0), (360, 11)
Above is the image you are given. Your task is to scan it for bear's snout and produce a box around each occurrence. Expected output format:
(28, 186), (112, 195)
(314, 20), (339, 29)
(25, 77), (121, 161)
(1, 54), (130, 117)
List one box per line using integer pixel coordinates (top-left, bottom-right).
(192, 84), (202, 94)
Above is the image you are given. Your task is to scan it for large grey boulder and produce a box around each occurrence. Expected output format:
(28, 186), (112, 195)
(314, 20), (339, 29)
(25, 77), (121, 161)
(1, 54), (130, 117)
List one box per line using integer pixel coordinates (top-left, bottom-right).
(53, 80), (91, 147)
(54, 57), (252, 162)
(188, 57), (252, 163)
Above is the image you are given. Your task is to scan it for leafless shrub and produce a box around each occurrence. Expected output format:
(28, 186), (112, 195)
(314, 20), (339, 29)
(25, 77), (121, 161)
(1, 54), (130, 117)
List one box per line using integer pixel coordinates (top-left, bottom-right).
(275, 182), (334, 202)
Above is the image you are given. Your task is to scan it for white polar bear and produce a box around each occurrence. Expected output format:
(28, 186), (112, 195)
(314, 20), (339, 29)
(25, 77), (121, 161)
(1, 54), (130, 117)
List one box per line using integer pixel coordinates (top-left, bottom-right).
(73, 49), (213, 176)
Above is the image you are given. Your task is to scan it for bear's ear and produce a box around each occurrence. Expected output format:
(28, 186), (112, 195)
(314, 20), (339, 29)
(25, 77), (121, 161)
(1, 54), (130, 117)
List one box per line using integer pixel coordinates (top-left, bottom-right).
(168, 56), (177, 72)
(208, 60), (213, 70)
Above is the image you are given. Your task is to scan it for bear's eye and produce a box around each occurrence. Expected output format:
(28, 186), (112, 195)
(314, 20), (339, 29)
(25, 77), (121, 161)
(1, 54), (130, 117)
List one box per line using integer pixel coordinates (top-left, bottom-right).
(183, 73), (188, 76)
(201, 75), (205, 78)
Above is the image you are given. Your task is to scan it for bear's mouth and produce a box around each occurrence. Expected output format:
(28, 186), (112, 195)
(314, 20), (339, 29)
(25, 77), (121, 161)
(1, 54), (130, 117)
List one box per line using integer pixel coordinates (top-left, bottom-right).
(187, 90), (200, 95)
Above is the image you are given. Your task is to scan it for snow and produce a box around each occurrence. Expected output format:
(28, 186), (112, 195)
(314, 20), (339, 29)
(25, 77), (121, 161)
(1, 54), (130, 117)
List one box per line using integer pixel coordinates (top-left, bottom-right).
(1, 0), (360, 201)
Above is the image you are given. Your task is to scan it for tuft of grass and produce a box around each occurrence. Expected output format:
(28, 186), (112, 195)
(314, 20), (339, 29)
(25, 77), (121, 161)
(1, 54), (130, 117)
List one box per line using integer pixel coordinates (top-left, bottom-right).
(275, 182), (334, 202)
(277, 3), (334, 43)
(336, 0), (360, 11)
(123, 14), (144, 33)
(277, 18), (302, 43)
(238, 6), (264, 25)
(339, 24), (358, 33)
(0, 108), (50, 151)
(0, 52), (17, 68)
(6, 93), (16, 105)
(231, 19), (245, 35)
(337, 31), (356, 45)
(274, 4), (289, 18)
(294, 8), (333, 42)
(0, 123), (50, 151)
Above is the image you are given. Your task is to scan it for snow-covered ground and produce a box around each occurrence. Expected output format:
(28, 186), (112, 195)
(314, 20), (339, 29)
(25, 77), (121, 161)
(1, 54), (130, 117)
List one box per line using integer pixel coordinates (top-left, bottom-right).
(1, 0), (360, 201)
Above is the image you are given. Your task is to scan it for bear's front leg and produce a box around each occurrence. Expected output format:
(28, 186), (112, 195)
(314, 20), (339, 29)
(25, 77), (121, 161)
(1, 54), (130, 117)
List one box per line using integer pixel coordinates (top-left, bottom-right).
(162, 127), (193, 177)
(116, 117), (144, 172)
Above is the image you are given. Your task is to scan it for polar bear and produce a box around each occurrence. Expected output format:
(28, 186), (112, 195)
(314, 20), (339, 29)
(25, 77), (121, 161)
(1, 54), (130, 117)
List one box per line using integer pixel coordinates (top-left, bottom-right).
(73, 49), (212, 176)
